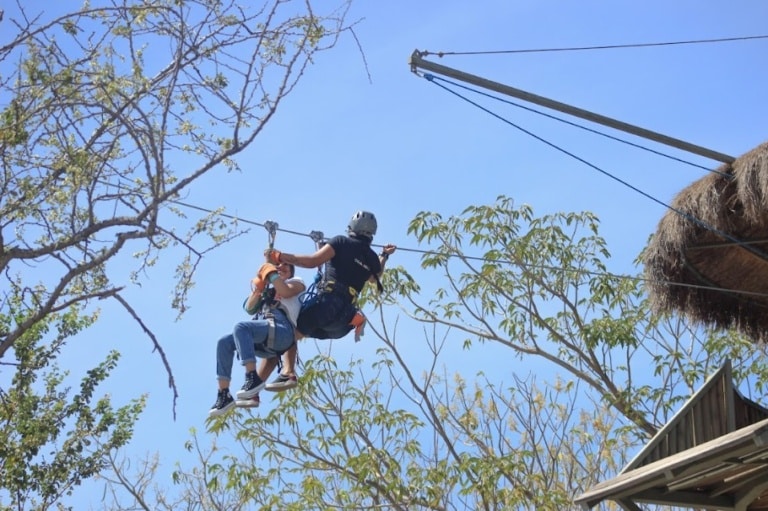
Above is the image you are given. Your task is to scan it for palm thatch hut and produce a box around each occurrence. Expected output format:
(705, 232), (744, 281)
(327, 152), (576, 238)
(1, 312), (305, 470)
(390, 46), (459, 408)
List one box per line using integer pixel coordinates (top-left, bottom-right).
(644, 141), (768, 343)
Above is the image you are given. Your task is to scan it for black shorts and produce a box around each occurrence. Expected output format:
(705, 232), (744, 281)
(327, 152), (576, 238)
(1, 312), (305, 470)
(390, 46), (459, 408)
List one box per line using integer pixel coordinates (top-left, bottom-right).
(297, 291), (356, 340)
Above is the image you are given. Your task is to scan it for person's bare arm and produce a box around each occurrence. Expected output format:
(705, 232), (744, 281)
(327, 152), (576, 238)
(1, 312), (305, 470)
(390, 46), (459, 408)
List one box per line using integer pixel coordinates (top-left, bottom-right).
(244, 289), (262, 312)
(369, 244), (397, 282)
(268, 244), (335, 269)
(272, 277), (305, 298)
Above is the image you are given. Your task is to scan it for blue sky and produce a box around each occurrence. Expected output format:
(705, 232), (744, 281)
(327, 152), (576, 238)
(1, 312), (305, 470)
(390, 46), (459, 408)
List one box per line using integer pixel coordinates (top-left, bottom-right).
(9, 0), (768, 506)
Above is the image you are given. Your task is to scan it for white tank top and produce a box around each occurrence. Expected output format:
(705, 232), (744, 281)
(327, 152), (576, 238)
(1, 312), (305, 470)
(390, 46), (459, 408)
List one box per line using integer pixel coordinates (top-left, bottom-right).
(275, 277), (304, 327)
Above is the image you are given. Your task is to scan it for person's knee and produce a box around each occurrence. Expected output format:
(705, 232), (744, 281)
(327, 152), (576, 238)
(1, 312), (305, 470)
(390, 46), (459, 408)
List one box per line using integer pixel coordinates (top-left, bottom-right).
(233, 321), (249, 334)
(217, 333), (233, 345)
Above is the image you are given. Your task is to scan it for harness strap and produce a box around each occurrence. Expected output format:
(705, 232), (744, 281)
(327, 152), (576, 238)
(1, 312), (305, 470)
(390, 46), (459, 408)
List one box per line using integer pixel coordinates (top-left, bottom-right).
(372, 272), (384, 293)
(309, 229), (326, 293)
(259, 307), (296, 352)
(322, 273), (382, 299)
(273, 302), (295, 327)
(322, 280), (358, 303)
(262, 312), (276, 350)
(267, 316), (275, 349)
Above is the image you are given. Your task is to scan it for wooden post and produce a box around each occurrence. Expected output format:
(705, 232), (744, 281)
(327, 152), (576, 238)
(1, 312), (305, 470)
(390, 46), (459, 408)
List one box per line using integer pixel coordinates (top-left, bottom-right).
(409, 50), (736, 164)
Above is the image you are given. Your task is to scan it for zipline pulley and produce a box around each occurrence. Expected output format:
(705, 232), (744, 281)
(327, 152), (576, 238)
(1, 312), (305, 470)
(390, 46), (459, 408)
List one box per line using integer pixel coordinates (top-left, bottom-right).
(263, 220), (278, 249)
(309, 230), (325, 249)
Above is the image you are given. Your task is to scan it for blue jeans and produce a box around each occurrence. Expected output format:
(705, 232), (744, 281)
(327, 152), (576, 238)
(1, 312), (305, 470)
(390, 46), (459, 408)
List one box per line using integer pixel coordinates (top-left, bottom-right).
(216, 310), (295, 382)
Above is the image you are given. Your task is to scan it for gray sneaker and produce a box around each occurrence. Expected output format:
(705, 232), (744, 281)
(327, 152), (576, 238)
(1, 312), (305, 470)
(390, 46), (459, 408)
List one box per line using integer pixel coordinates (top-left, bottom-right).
(236, 393), (260, 408)
(265, 373), (298, 392)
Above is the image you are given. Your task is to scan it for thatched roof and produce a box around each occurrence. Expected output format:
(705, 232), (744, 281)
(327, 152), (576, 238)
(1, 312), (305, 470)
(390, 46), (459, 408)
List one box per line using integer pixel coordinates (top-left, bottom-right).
(644, 141), (768, 343)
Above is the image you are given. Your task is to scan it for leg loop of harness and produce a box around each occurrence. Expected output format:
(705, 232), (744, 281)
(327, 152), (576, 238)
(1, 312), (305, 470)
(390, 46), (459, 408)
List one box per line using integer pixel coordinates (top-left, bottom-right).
(255, 310), (277, 350)
(265, 313), (276, 350)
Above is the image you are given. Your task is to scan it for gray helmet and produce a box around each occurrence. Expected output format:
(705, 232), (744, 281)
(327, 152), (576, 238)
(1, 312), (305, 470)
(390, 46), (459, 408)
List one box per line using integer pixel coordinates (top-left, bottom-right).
(348, 210), (377, 238)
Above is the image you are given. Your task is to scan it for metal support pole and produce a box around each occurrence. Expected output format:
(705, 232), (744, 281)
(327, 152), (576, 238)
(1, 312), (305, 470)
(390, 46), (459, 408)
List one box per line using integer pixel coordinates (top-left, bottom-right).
(409, 50), (735, 164)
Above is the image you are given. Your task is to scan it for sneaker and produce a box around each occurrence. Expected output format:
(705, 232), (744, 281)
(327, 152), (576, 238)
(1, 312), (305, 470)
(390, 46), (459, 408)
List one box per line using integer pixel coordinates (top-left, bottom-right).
(236, 370), (266, 400)
(350, 311), (366, 342)
(265, 373), (298, 392)
(209, 389), (235, 417)
(236, 393), (260, 408)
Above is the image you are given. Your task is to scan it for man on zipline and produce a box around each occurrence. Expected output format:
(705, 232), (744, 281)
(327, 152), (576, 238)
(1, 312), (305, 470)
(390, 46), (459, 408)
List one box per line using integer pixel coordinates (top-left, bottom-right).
(262, 210), (396, 391)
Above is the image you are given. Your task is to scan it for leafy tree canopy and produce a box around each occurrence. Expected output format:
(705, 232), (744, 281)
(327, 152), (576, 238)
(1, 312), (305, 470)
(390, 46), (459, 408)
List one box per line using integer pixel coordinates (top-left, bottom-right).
(96, 196), (768, 510)
(0, 1), (356, 508)
(0, 301), (144, 510)
(0, 0), (356, 405)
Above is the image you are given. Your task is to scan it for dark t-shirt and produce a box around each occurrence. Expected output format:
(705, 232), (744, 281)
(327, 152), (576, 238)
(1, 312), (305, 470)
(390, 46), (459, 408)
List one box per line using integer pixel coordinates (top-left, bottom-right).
(325, 235), (381, 293)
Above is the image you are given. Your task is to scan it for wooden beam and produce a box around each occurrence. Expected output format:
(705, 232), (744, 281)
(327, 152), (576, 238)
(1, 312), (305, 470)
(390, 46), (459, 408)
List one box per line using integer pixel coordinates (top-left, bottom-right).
(632, 488), (734, 510)
(409, 50), (736, 164)
(616, 499), (643, 511)
(575, 419), (768, 508)
(665, 461), (744, 492)
(622, 361), (732, 473)
(709, 464), (768, 497)
(733, 476), (768, 510)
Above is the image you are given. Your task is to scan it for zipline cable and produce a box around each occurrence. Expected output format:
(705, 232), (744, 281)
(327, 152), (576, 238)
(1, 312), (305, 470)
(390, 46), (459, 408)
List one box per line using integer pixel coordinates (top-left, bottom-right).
(421, 34), (768, 57)
(168, 198), (768, 301)
(95, 180), (768, 302)
(416, 72), (768, 266)
(426, 74), (720, 175)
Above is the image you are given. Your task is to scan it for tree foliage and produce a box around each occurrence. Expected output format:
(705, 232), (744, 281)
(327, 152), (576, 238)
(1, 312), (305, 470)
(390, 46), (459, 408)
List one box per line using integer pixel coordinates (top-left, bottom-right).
(100, 350), (631, 510)
(391, 196), (768, 436)
(0, 0), (357, 400)
(0, 1), (356, 508)
(0, 302), (145, 510)
(93, 195), (768, 510)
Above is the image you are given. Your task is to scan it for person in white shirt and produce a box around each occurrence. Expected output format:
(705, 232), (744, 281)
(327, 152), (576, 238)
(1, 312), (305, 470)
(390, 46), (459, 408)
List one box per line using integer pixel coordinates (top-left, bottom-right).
(209, 262), (305, 416)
